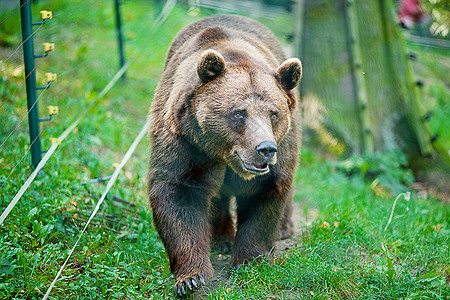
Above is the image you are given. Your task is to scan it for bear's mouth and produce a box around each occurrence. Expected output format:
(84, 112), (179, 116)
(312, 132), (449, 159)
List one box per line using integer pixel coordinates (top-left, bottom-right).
(233, 152), (271, 176)
(243, 161), (269, 173)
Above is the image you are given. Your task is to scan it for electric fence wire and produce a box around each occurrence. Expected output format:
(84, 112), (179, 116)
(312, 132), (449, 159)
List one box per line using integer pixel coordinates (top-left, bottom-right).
(0, 137), (57, 226)
(0, 46), (81, 151)
(1, 0), (172, 220)
(0, 78), (51, 149)
(112, 0), (176, 61)
(0, 61), (131, 227)
(42, 2), (177, 297)
(0, 126), (45, 190)
(0, 57), (88, 185)
(154, 0), (177, 28)
(42, 118), (150, 300)
(0, 20), (46, 69)
(1, 32), (130, 188)
(1, 30), (105, 111)
(0, 53), (46, 110)
(0, 0), (31, 26)
(0, 0), (145, 218)
(56, 58), (90, 77)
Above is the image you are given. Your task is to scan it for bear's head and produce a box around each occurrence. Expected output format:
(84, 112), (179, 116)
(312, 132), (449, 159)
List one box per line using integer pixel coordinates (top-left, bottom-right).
(192, 49), (302, 180)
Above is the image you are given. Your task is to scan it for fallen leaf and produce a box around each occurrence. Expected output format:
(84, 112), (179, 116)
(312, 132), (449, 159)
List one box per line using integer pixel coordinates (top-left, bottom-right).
(433, 224), (442, 232)
(319, 221), (330, 229)
(345, 229), (354, 235)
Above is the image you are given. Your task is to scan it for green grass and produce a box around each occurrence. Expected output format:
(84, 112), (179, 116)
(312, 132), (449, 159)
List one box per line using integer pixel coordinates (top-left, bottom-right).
(0, 1), (193, 298)
(1, 1), (449, 299)
(204, 149), (449, 299)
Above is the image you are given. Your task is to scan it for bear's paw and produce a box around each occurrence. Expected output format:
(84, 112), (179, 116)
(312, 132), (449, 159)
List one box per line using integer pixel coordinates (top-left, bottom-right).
(174, 264), (213, 297)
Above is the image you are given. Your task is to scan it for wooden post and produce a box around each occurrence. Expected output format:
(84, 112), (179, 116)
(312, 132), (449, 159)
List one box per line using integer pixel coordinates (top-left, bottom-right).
(344, 0), (374, 154)
(294, 0), (306, 99)
(379, 0), (432, 156)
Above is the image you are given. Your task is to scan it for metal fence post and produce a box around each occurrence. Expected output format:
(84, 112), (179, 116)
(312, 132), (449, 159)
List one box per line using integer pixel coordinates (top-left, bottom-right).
(114, 0), (126, 82)
(20, 0), (42, 168)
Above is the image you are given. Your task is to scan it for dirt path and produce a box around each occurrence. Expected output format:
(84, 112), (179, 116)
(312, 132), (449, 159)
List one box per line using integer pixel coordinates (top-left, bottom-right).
(193, 202), (317, 298)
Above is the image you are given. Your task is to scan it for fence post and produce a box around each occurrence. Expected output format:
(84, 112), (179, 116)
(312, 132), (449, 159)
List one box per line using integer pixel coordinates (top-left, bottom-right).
(294, 0), (306, 99)
(114, 0), (126, 82)
(20, 0), (42, 168)
(344, 0), (374, 154)
(380, 0), (432, 157)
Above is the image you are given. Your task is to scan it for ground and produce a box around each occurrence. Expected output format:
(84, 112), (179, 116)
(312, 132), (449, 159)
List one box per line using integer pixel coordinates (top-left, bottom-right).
(193, 201), (316, 299)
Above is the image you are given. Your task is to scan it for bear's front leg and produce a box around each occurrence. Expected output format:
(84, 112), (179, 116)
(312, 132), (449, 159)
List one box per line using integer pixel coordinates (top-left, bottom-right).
(149, 182), (214, 297)
(232, 182), (292, 266)
(279, 189), (294, 239)
(210, 195), (235, 253)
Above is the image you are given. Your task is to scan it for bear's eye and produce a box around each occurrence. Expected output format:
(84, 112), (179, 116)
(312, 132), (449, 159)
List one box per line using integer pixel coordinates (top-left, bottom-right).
(271, 112), (279, 123)
(232, 110), (246, 120)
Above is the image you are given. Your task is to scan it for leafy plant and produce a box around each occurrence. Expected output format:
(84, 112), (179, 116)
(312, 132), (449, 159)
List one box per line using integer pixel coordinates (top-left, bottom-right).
(331, 150), (415, 195)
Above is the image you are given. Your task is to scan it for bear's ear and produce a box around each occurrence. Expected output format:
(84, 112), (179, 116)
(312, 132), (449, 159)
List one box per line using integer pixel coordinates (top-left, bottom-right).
(197, 49), (226, 83)
(275, 58), (302, 90)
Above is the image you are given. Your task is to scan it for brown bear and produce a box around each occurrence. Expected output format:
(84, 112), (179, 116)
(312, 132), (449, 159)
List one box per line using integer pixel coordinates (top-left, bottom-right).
(148, 14), (302, 297)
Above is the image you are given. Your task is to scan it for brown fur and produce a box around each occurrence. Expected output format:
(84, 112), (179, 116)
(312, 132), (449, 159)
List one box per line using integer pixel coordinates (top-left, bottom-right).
(148, 14), (302, 297)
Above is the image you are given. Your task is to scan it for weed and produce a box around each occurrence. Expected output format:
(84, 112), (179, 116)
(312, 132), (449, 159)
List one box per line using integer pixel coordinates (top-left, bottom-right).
(332, 150), (415, 195)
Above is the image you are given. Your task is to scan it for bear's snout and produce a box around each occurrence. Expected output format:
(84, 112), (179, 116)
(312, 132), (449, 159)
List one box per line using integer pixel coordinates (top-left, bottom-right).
(256, 141), (277, 162)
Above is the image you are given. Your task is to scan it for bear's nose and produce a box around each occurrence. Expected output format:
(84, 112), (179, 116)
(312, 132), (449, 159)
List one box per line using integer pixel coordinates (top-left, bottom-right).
(256, 141), (277, 161)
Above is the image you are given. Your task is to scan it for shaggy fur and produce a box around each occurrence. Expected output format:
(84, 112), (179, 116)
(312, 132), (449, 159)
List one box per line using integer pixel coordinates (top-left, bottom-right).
(148, 14), (302, 297)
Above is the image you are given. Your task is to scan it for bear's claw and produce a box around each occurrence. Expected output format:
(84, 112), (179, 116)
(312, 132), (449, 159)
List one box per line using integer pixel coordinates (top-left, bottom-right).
(174, 274), (206, 298)
(191, 278), (198, 288)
